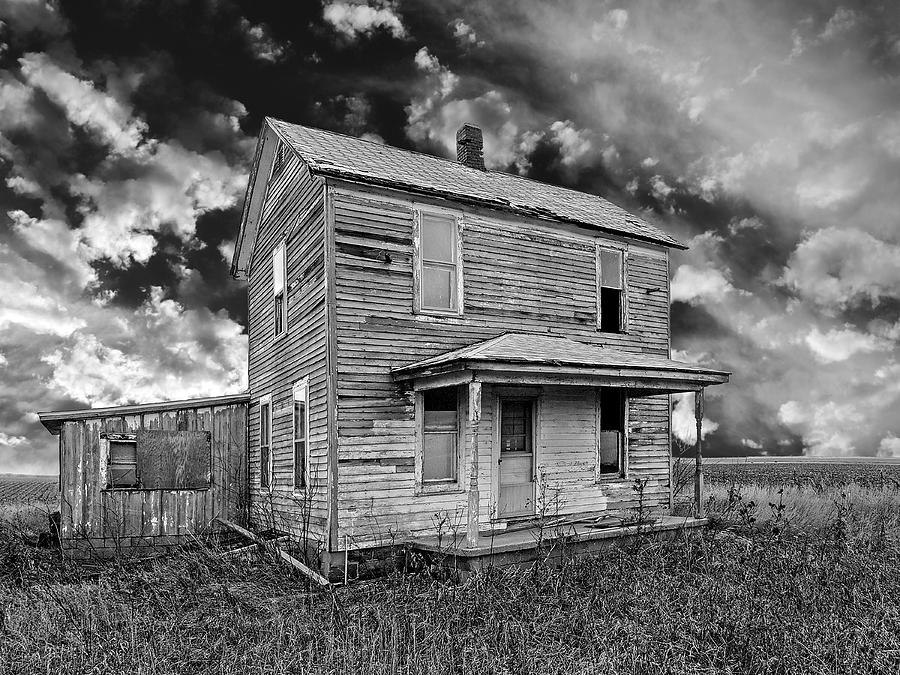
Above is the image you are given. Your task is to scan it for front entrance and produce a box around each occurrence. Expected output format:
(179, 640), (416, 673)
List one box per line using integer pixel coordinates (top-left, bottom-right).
(498, 399), (535, 518)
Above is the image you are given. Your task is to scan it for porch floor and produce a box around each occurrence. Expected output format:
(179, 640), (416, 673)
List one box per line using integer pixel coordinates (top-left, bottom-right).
(408, 515), (708, 570)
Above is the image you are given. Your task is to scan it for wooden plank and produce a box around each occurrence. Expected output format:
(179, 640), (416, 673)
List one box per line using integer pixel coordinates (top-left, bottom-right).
(216, 517), (330, 587)
(135, 430), (211, 490)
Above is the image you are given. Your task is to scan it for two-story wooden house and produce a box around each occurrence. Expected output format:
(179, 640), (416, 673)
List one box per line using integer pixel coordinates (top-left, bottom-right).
(231, 118), (728, 568)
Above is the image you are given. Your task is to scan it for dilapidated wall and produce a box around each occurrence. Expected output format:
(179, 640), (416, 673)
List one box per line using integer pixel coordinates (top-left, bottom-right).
(58, 400), (247, 553)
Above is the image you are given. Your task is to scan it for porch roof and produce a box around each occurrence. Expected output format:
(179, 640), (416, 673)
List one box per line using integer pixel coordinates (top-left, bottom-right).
(391, 333), (730, 393)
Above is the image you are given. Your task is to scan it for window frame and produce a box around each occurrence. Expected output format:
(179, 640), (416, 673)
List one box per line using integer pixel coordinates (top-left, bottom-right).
(259, 395), (273, 490)
(596, 243), (627, 333)
(292, 378), (310, 491)
(413, 206), (464, 317)
(272, 240), (287, 340)
(100, 433), (140, 490)
(414, 386), (464, 494)
(596, 388), (628, 481)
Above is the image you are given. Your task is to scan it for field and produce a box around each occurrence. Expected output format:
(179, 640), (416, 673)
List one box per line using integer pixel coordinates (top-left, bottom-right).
(1, 462), (899, 674)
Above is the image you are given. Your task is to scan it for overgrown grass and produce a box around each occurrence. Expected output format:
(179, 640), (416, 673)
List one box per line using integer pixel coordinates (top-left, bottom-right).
(2, 467), (899, 674)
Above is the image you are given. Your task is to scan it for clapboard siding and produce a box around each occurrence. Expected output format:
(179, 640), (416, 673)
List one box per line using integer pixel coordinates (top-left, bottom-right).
(329, 184), (672, 548)
(246, 147), (329, 544)
(58, 401), (247, 550)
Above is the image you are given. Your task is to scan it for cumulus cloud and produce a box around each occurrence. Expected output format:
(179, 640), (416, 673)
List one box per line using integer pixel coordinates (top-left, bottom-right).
(0, 0), (67, 37)
(323, 1), (406, 40)
(549, 120), (592, 168)
(672, 392), (719, 446)
(451, 18), (483, 47)
(804, 326), (890, 364)
(240, 18), (287, 62)
(670, 265), (734, 304)
(782, 228), (900, 311)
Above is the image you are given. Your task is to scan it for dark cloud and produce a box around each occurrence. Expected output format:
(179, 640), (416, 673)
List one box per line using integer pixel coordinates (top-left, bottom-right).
(4, 0), (900, 473)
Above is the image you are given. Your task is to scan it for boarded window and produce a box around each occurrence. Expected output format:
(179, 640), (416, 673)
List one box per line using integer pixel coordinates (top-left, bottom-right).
(598, 247), (624, 333)
(260, 400), (271, 488)
(273, 242), (286, 337)
(272, 142), (287, 176)
(293, 381), (308, 489)
(103, 431), (211, 490)
(598, 388), (625, 476)
(422, 387), (458, 482)
(419, 211), (460, 313)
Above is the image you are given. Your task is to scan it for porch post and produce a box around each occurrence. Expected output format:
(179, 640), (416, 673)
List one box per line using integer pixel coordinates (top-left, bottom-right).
(694, 388), (704, 517)
(467, 380), (482, 548)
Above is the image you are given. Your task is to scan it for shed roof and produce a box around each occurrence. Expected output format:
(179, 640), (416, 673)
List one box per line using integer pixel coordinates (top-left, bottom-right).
(393, 333), (729, 392)
(266, 118), (684, 250)
(37, 392), (250, 435)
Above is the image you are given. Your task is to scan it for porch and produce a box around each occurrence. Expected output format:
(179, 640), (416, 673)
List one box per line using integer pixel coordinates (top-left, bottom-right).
(392, 332), (730, 549)
(409, 514), (709, 573)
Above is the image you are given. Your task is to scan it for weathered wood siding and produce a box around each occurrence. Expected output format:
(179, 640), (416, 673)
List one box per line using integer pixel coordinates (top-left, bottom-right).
(246, 142), (329, 543)
(329, 183), (672, 548)
(58, 402), (247, 549)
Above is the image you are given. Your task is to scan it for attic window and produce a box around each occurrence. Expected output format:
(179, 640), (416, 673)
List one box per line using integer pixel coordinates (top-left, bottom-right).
(597, 247), (625, 333)
(272, 142), (287, 176)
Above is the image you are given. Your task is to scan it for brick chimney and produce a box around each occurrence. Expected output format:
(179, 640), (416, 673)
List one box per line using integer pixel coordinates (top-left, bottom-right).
(456, 124), (485, 170)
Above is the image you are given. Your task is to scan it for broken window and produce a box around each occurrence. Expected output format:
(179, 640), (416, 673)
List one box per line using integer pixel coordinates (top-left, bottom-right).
(418, 210), (461, 313)
(422, 387), (459, 483)
(598, 247), (624, 333)
(260, 398), (272, 489)
(272, 142), (287, 177)
(293, 380), (309, 489)
(102, 431), (211, 490)
(272, 241), (286, 338)
(598, 388), (625, 477)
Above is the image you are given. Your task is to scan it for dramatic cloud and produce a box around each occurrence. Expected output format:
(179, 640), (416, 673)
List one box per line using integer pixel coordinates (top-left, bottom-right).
(240, 18), (288, 63)
(323, 1), (407, 40)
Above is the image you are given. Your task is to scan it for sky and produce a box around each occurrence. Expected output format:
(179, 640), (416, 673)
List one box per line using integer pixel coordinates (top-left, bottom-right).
(2, 0), (900, 474)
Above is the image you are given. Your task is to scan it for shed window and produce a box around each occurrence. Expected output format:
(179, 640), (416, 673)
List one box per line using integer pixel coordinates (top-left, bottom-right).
(422, 387), (459, 482)
(293, 380), (309, 489)
(598, 247), (624, 333)
(417, 210), (462, 314)
(260, 399), (272, 489)
(108, 439), (139, 488)
(598, 388), (625, 477)
(273, 242), (286, 338)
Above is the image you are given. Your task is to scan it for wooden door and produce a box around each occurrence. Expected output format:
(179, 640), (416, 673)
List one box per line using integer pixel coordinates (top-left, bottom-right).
(498, 399), (535, 518)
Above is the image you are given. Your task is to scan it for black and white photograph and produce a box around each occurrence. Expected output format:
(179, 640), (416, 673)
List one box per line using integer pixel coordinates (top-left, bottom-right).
(1, 1), (899, 672)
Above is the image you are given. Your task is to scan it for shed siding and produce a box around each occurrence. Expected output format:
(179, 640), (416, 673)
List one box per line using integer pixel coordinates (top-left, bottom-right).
(58, 402), (247, 549)
(246, 148), (329, 543)
(329, 184), (671, 548)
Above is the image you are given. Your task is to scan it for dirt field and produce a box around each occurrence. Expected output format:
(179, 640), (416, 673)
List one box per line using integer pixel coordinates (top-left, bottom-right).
(0, 474), (58, 505)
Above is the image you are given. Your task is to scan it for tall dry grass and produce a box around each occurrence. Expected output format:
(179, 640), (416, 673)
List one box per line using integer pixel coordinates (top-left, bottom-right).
(1, 463), (899, 674)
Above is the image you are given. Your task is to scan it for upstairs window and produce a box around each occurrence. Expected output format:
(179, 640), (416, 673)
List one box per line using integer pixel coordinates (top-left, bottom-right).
(293, 380), (309, 489)
(598, 388), (625, 478)
(259, 397), (272, 489)
(272, 241), (286, 338)
(598, 247), (624, 333)
(416, 210), (462, 314)
(421, 387), (459, 483)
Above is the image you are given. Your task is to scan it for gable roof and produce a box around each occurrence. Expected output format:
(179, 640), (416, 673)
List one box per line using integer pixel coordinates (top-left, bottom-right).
(392, 332), (730, 391)
(232, 118), (686, 277)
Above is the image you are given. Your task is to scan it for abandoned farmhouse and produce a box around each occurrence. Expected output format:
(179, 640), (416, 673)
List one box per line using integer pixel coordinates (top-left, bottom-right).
(38, 118), (729, 573)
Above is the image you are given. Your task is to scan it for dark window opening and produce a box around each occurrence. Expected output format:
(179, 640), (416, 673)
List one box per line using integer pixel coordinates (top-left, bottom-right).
(294, 397), (307, 488)
(599, 388), (625, 476)
(422, 387), (458, 482)
(599, 248), (624, 333)
(274, 293), (284, 336)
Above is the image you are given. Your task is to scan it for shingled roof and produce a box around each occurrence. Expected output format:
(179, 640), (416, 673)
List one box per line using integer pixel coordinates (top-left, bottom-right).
(392, 333), (730, 391)
(266, 118), (684, 250)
